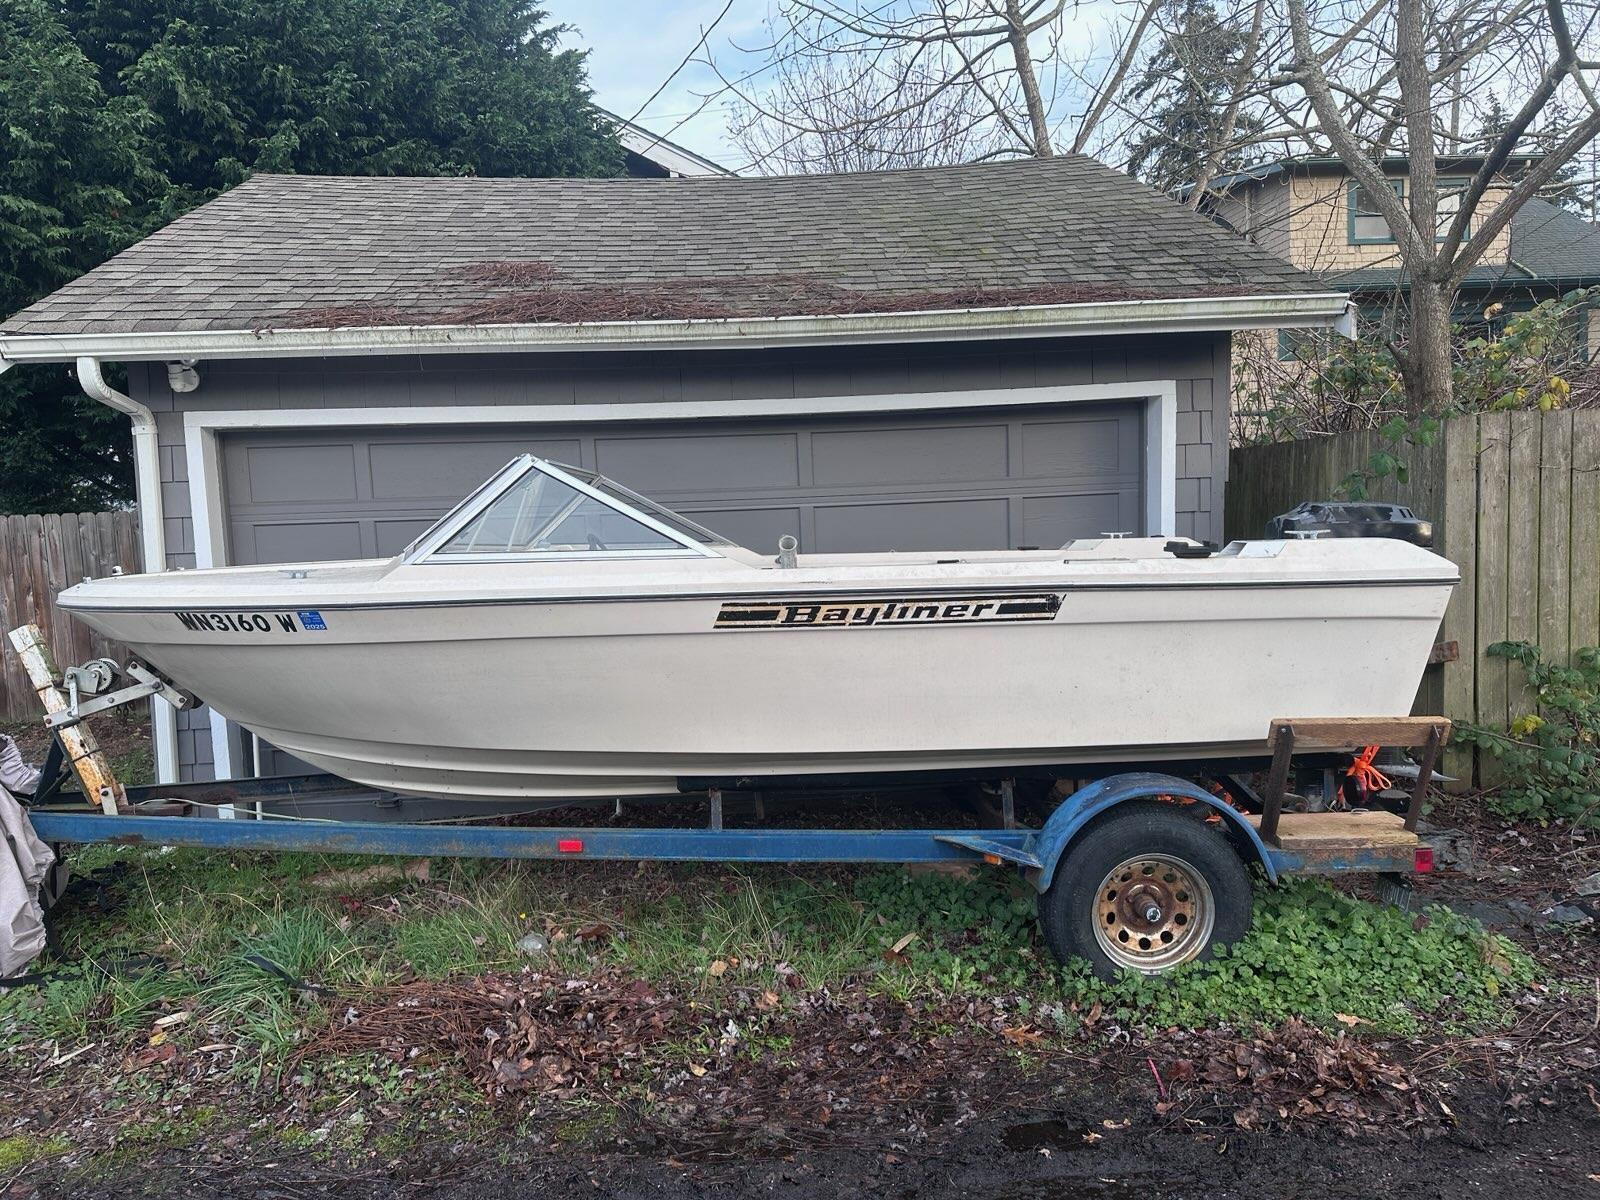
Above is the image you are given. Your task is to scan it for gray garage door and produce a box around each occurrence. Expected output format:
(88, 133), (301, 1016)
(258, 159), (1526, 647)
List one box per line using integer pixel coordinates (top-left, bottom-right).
(221, 402), (1145, 566)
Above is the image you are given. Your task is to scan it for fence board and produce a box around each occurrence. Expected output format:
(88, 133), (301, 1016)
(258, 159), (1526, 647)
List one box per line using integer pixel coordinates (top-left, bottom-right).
(0, 510), (142, 720)
(1505, 414), (1542, 725)
(1538, 412), (1573, 672)
(1476, 413), (1512, 751)
(1571, 414), (1600, 655)
(1440, 416), (1478, 780)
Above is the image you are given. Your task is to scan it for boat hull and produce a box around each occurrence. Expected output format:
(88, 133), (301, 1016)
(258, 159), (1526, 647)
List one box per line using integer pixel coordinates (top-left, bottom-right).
(63, 577), (1452, 800)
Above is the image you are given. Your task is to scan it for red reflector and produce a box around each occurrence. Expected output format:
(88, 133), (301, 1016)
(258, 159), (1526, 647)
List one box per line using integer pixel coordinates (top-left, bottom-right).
(1413, 846), (1434, 873)
(557, 839), (584, 854)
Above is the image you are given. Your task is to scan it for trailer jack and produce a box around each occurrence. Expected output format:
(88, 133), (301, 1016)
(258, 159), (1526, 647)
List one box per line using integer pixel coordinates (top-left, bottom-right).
(7, 624), (197, 813)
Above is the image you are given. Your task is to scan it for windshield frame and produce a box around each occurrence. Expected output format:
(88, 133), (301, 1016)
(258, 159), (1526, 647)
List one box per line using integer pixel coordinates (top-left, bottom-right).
(401, 456), (727, 565)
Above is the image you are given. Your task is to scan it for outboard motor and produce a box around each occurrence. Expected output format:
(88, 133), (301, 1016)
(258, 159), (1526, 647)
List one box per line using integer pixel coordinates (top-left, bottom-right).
(1265, 500), (1433, 548)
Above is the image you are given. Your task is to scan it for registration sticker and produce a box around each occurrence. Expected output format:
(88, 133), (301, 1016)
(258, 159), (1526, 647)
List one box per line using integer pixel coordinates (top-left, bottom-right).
(298, 609), (328, 631)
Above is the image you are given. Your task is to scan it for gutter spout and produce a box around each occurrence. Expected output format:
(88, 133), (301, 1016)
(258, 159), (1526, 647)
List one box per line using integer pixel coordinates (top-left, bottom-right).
(75, 356), (177, 783)
(75, 357), (166, 573)
(1333, 301), (1358, 341)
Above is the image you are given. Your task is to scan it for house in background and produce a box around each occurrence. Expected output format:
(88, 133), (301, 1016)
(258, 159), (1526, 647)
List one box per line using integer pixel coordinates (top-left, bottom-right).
(0, 156), (1345, 784)
(1195, 156), (1600, 421)
(603, 109), (734, 178)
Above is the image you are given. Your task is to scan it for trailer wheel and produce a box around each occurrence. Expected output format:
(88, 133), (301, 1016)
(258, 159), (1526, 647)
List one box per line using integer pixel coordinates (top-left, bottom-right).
(1037, 800), (1252, 979)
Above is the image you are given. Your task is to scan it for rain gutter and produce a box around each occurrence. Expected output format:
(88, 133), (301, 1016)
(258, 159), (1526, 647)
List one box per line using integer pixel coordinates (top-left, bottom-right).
(0, 292), (1355, 365)
(73, 356), (178, 783)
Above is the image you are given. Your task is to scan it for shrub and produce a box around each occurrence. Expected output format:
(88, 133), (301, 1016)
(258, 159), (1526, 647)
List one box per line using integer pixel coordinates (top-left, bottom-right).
(856, 870), (1532, 1033)
(1455, 640), (1600, 823)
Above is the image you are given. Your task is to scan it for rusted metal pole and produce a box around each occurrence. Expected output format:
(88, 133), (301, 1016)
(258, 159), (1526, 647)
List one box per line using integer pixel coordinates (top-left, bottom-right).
(1258, 722), (1295, 845)
(1405, 723), (1446, 832)
(7, 624), (126, 814)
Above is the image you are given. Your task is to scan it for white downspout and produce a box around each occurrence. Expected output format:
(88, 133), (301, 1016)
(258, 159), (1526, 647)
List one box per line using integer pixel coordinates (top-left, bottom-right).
(74, 356), (179, 784)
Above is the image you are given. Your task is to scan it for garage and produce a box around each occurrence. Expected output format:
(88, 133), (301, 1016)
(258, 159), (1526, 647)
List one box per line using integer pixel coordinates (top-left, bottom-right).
(220, 401), (1147, 565)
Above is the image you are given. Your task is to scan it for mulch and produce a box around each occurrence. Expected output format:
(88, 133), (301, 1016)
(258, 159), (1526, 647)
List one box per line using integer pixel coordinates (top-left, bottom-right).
(279, 267), (1261, 331)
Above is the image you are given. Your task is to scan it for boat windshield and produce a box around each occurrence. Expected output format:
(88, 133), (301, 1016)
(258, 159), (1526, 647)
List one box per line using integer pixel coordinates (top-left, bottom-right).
(408, 458), (727, 561)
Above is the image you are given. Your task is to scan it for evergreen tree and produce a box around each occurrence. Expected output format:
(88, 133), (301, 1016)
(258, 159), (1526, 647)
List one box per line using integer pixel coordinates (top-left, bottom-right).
(0, 0), (167, 511)
(1126, 0), (1261, 195)
(0, 0), (621, 513)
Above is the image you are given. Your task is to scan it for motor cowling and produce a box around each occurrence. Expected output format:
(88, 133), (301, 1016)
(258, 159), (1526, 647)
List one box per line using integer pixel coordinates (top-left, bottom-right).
(1265, 500), (1433, 548)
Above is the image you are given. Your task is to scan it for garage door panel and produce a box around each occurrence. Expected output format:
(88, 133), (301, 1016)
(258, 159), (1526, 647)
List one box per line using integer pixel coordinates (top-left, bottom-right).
(240, 520), (365, 564)
(241, 444), (358, 503)
(1020, 417), (1139, 477)
(814, 497), (1011, 552)
(675, 506), (801, 552)
(369, 438), (581, 500)
(811, 424), (1008, 487)
(594, 432), (801, 492)
(375, 517), (436, 557)
(221, 400), (1146, 567)
(1022, 493), (1138, 547)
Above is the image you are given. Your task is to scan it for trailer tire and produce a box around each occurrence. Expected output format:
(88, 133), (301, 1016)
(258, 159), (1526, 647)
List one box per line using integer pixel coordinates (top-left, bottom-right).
(1037, 800), (1252, 980)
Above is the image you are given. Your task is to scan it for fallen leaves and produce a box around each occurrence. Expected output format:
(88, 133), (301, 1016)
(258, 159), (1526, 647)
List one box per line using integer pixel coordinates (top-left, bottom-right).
(1001, 1025), (1046, 1047)
(1153, 1019), (1439, 1135)
(300, 968), (687, 1099)
(881, 931), (919, 965)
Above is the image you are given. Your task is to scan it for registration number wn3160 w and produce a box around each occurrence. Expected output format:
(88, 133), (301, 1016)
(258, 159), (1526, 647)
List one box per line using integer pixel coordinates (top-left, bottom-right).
(173, 609), (328, 633)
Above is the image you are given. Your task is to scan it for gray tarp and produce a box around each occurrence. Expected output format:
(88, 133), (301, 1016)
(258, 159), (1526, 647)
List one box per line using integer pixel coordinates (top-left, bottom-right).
(0, 735), (52, 978)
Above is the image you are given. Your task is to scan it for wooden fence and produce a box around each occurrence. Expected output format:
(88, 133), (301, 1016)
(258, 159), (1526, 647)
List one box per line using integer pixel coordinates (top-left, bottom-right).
(0, 511), (142, 720)
(1229, 411), (1600, 782)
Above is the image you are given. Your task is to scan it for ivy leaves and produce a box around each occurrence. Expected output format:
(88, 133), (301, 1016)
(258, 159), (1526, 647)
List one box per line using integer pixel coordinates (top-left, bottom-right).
(1456, 641), (1600, 824)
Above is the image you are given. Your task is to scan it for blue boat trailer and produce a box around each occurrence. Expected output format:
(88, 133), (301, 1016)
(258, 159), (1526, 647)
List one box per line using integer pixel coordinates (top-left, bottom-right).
(24, 773), (1430, 881)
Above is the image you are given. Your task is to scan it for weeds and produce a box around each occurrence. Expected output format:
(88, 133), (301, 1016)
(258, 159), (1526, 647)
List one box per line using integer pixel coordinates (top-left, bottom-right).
(1, 847), (1534, 1073)
(1456, 640), (1600, 823)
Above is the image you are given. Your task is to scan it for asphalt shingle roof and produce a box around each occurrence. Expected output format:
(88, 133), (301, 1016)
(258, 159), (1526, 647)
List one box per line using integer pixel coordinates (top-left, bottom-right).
(1330, 197), (1600, 291)
(2, 157), (1326, 337)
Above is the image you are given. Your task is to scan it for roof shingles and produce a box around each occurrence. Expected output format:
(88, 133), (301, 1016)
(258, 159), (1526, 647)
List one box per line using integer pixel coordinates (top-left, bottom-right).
(3, 157), (1325, 337)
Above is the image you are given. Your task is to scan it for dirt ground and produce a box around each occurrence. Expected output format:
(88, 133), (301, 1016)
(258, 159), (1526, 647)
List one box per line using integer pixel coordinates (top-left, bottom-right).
(15, 1065), (1597, 1200)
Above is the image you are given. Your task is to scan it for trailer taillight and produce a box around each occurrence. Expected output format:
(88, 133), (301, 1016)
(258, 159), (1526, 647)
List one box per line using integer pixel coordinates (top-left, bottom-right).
(558, 839), (584, 854)
(1413, 846), (1434, 873)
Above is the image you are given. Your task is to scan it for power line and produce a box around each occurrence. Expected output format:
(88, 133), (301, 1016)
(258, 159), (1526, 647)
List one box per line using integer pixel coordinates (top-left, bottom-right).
(625, 0), (738, 126)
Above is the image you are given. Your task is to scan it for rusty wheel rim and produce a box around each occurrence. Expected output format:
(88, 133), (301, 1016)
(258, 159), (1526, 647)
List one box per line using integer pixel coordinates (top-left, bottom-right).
(1092, 853), (1214, 973)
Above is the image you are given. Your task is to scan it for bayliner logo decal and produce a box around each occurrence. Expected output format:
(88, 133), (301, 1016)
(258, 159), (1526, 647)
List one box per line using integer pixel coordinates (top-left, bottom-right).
(714, 593), (1063, 629)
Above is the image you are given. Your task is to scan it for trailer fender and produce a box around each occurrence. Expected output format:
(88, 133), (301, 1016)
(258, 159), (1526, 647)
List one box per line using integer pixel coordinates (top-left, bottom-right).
(1029, 771), (1277, 891)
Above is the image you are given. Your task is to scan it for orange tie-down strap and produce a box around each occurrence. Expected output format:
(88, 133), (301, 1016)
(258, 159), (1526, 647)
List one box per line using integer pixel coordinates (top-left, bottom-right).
(1345, 745), (1390, 795)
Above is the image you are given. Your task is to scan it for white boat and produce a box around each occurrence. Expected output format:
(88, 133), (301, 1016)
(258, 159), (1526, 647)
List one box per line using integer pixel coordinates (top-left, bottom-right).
(57, 456), (1458, 801)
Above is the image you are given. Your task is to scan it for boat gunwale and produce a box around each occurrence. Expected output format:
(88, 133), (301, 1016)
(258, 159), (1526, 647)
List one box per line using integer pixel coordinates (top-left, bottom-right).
(57, 572), (1461, 615)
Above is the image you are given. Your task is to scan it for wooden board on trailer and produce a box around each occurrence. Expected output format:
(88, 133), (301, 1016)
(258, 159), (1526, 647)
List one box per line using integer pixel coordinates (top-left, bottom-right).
(1267, 716), (1451, 749)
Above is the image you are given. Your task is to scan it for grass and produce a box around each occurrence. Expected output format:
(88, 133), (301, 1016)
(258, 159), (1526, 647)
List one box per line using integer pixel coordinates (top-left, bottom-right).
(0, 1135), (71, 1172)
(0, 844), (1537, 1069)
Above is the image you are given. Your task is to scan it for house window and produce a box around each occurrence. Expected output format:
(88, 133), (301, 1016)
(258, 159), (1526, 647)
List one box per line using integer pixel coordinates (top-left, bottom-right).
(1348, 179), (1404, 244)
(1436, 177), (1471, 239)
(1277, 328), (1327, 361)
